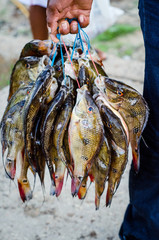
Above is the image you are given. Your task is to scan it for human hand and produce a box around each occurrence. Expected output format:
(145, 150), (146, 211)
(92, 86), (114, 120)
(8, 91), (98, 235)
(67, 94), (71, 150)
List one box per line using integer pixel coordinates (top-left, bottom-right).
(47, 0), (93, 42)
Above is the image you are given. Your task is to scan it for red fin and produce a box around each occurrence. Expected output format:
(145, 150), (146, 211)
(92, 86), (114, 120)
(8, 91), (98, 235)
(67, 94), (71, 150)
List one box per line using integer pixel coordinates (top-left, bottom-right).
(106, 185), (113, 207)
(89, 174), (94, 183)
(132, 150), (140, 173)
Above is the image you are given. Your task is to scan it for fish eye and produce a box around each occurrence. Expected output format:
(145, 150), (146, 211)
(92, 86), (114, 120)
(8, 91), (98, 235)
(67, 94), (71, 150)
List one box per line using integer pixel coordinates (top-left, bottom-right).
(117, 89), (123, 96)
(88, 106), (93, 113)
(23, 179), (28, 183)
(25, 63), (30, 69)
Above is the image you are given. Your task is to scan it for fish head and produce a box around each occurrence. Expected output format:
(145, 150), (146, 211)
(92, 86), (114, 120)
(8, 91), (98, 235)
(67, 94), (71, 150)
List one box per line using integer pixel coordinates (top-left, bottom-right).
(55, 174), (65, 197)
(17, 178), (32, 202)
(104, 78), (140, 105)
(71, 175), (84, 197)
(78, 180), (87, 200)
(10, 56), (42, 86)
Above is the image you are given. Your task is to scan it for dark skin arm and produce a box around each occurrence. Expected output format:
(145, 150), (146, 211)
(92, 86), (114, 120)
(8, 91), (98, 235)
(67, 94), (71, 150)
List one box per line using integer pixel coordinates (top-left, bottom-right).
(46, 0), (93, 42)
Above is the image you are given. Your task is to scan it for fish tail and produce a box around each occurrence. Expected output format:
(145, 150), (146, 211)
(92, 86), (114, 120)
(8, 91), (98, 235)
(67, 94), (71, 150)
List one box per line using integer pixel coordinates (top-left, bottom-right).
(17, 179), (32, 202)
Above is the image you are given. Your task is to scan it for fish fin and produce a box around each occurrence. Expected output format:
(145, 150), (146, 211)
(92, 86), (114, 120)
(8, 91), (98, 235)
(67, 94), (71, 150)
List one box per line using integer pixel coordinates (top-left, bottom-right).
(106, 184), (113, 207)
(95, 193), (100, 210)
(141, 136), (149, 148)
(132, 149), (140, 173)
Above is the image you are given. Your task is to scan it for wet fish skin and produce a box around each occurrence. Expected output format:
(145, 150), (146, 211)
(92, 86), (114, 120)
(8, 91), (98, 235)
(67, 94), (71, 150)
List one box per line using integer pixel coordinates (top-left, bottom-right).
(8, 56), (47, 101)
(92, 137), (111, 210)
(68, 85), (104, 196)
(99, 104), (129, 207)
(20, 40), (53, 58)
(41, 85), (68, 191)
(96, 76), (149, 172)
(24, 65), (55, 171)
(33, 114), (46, 186)
(1, 101), (26, 179)
(50, 93), (73, 196)
(78, 58), (107, 94)
(50, 145), (66, 197)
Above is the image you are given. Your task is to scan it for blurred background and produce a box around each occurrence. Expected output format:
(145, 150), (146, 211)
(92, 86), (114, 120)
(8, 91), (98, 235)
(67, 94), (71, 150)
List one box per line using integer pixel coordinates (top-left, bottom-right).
(0, 0), (145, 240)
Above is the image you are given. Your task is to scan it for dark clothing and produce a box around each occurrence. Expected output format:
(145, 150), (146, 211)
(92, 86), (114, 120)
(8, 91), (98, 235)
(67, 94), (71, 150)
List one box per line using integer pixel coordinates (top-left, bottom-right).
(119, 0), (159, 239)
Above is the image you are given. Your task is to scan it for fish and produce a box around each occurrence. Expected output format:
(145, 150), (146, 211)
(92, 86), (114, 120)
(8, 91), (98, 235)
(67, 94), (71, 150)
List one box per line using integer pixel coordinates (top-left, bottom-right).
(8, 55), (49, 101)
(50, 145), (66, 197)
(1, 101), (25, 179)
(68, 84), (104, 196)
(78, 58), (107, 93)
(2, 85), (34, 124)
(89, 137), (111, 210)
(94, 91), (129, 143)
(20, 40), (53, 58)
(17, 150), (33, 202)
(51, 92), (74, 196)
(41, 84), (69, 193)
(24, 65), (57, 173)
(95, 76), (149, 172)
(97, 102), (129, 207)
(33, 115), (46, 186)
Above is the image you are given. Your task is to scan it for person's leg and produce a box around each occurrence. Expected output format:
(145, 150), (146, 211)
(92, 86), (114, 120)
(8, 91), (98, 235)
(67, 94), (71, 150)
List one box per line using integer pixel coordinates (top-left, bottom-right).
(119, 0), (159, 239)
(29, 5), (48, 40)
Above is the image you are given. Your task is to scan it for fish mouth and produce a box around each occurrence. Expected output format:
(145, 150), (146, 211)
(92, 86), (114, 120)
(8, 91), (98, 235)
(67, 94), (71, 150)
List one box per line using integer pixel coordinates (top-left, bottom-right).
(55, 176), (64, 197)
(5, 158), (16, 180)
(17, 180), (32, 202)
(71, 176), (83, 197)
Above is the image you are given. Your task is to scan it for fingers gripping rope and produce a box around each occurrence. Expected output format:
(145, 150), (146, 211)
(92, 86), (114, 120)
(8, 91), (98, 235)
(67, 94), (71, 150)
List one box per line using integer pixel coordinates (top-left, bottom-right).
(49, 18), (100, 87)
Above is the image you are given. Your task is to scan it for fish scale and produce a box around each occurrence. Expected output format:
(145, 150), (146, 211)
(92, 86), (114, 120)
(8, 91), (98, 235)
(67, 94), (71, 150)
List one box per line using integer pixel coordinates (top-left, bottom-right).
(68, 84), (104, 196)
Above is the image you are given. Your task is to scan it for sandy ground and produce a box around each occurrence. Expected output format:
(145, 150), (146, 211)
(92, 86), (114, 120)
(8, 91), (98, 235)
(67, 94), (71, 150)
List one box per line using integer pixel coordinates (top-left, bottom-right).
(0, 0), (145, 239)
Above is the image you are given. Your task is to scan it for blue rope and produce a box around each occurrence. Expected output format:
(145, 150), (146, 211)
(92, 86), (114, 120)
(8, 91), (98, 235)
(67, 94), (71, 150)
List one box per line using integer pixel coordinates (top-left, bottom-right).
(51, 44), (57, 67)
(71, 34), (78, 61)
